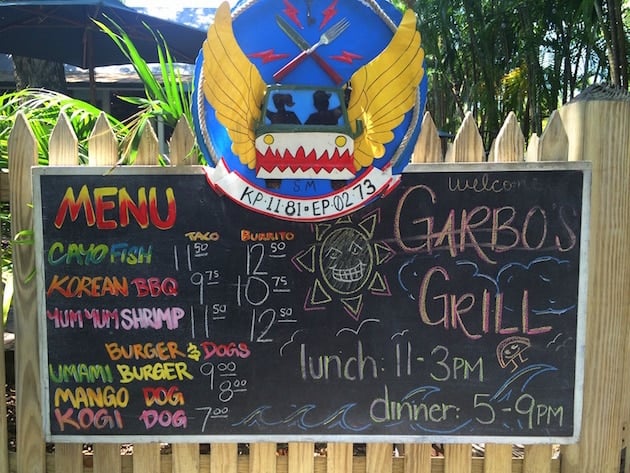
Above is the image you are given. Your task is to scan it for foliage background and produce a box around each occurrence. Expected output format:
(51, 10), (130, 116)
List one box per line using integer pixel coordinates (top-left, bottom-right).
(394, 0), (630, 142)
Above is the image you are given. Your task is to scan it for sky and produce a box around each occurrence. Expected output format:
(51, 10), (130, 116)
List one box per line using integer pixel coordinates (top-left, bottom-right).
(122, 1), (231, 27)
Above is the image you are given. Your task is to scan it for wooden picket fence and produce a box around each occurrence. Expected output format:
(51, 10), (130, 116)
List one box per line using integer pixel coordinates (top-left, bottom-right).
(1, 92), (629, 473)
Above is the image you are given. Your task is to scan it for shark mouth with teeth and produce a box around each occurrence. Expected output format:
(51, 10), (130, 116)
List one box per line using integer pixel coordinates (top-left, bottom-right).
(255, 131), (356, 179)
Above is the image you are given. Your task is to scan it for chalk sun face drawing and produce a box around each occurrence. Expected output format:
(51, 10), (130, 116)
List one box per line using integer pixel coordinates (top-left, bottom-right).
(292, 211), (396, 320)
(320, 226), (372, 294)
(193, 0), (427, 221)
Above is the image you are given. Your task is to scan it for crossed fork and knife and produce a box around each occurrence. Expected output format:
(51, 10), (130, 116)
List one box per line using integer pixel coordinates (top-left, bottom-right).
(273, 15), (350, 84)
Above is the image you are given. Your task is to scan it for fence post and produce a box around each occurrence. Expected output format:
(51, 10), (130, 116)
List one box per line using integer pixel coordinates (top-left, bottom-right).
(87, 111), (124, 473)
(131, 122), (162, 473)
(48, 113), (83, 473)
(558, 87), (630, 473)
(170, 117), (202, 473)
(0, 134), (8, 473)
(8, 113), (46, 473)
(444, 110), (486, 473)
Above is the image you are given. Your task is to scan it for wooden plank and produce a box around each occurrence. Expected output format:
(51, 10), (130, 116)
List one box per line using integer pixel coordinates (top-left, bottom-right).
(442, 111), (480, 473)
(135, 123), (160, 165)
(121, 454), (133, 473)
(48, 113), (85, 473)
(128, 127), (163, 472)
(622, 184), (630, 470)
(490, 111), (550, 473)
(9, 113), (46, 473)
(611, 99), (630, 465)
(93, 444), (122, 473)
(413, 112), (443, 163)
(451, 112), (485, 162)
(88, 112), (119, 166)
(444, 444), (471, 473)
(171, 444), (199, 473)
(132, 443), (161, 473)
(366, 444), (392, 473)
(523, 444), (551, 473)
(3, 451), (564, 473)
(537, 111), (568, 162)
(49, 113), (78, 165)
(558, 98), (630, 472)
(53, 444), (83, 473)
(327, 443), (352, 473)
(403, 443), (431, 473)
(622, 318), (630, 473)
(250, 443), (277, 473)
(492, 111), (550, 473)
(199, 453), (209, 473)
(491, 111), (525, 162)
(288, 443), (314, 473)
(0, 169), (8, 203)
(169, 117), (196, 166)
(169, 118), (200, 473)
(211, 443), (238, 473)
(0, 140), (8, 473)
(483, 444), (512, 473)
(525, 134), (540, 162)
(86, 102), (122, 473)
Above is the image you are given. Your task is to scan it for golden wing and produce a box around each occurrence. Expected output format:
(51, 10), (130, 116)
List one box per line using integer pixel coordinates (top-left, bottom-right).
(346, 9), (425, 169)
(202, 1), (266, 168)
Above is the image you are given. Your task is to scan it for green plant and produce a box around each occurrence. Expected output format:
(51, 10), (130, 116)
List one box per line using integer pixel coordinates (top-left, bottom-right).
(95, 17), (202, 164)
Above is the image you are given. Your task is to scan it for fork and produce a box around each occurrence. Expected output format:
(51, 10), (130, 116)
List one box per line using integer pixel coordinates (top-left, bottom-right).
(273, 18), (350, 82)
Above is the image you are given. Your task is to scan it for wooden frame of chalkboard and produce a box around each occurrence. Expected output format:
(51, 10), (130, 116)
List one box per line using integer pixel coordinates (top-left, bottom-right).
(33, 162), (590, 444)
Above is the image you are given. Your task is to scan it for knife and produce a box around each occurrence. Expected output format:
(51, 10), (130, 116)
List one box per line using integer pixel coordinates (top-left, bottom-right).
(274, 15), (344, 85)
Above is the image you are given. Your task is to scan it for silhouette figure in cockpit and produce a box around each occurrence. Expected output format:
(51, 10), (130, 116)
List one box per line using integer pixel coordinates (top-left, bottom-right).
(266, 93), (301, 125)
(305, 90), (342, 125)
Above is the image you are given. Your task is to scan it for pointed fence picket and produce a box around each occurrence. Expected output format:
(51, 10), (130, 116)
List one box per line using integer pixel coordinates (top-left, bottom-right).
(8, 113), (46, 473)
(4, 96), (628, 473)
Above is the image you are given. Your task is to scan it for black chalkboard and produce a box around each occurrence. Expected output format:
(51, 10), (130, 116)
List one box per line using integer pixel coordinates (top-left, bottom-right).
(33, 163), (590, 443)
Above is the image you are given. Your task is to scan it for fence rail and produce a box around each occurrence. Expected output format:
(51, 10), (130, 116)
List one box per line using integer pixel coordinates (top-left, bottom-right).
(2, 94), (629, 473)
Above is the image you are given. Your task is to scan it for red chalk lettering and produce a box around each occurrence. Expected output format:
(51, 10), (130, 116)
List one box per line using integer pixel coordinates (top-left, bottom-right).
(53, 185), (176, 230)
(418, 266), (552, 339)
(142, 386), (185, 407)
(131, 277), (179, 297)
(201, 341), (251, 359)
(394, 185), (580, 262)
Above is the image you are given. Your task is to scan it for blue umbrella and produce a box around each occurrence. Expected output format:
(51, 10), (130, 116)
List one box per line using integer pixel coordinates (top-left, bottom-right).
(0, 0), (206, 68)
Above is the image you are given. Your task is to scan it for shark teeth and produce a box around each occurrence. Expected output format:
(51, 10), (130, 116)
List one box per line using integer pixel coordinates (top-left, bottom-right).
(256, 166), (355, 179)
(255, 132), (355, 179)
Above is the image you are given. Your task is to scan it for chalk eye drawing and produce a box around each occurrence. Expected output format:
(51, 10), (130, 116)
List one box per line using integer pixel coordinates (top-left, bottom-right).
(292, 210), (395, 320)
(497, 336), (531, 372)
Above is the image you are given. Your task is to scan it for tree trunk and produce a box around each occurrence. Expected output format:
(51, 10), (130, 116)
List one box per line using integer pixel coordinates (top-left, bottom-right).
(606, 0), (628, 88)
(594, 0), (629, 88)
(12, 56), (68, 94)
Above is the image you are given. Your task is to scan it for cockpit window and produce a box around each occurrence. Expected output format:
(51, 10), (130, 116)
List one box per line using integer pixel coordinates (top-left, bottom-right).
(264, 89), (346, 126)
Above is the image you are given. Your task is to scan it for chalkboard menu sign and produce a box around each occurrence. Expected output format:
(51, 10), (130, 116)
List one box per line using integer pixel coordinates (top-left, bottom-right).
(33, 163), (590, 443)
